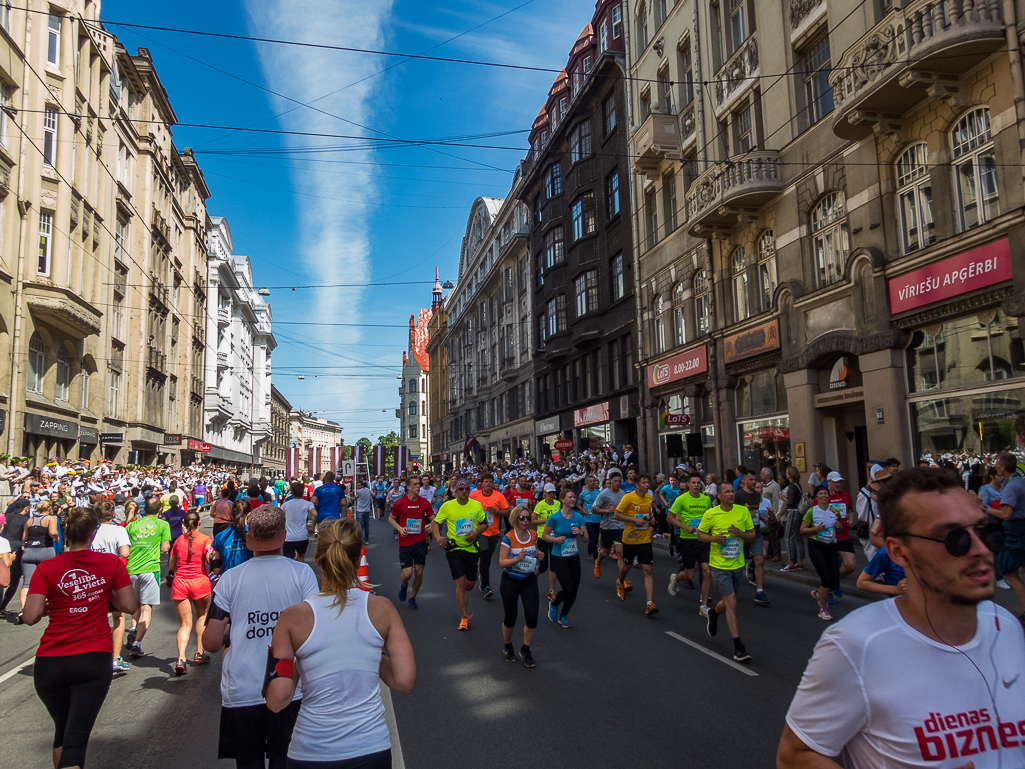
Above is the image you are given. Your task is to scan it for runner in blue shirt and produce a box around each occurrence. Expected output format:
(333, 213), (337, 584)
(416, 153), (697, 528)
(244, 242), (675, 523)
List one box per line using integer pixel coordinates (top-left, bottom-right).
(311, 472), (343, 533)
(578, 474), (602, 562)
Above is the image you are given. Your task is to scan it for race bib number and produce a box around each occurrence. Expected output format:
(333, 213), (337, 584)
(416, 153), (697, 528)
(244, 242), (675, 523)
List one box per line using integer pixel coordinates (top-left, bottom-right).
(512, 552), (537, 574)
(561, 537), (578, 556)
(689, 517), (703, 529)
(721, 537), (741, 560)
(633, 515), (649, 530)
(455, 518), (474, 537)
(405, 518), (422, 535)
(818, 527), (836, 544)
(485, 512), (495, 526)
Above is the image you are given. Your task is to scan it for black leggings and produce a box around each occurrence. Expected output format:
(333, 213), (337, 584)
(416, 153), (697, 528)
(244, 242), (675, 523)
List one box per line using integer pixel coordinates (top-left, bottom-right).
(1, 548), (24, 610)
(536, 540), (551, 574)
(34, 651), (112, 768)
(500, 573), (538, 629)
(478, 534), (500, 590)
(550, 555), (581, 617)
(807, 539), (841, 591)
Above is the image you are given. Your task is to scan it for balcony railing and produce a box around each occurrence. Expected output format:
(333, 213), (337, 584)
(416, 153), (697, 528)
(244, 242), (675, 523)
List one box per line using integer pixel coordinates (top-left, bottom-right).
(217, 306), (230, 326)
(147, 348), (166, 373)
(190, 375), (203, 398)
(830, 0), (1004, 139)
(685, 151), (782, 236)
(216, 351), (228, 368)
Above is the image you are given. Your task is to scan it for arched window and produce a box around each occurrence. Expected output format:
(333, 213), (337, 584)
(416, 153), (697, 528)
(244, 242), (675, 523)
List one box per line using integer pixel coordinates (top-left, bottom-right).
(27, 332), (44, 393)
(694, 270), (710, 336)
(895, 143), (935, 253)
(951, 107), (998, 230)
(812, 192), (849, 288)
(55, 345), (70, 401)
(732, 248), (749, 322)
(757, 231), (777, 312)
(653, 294), (666, 354)
(409, 379), (417, 393)
(409, 401), (417, 416)
(672, 283), (686, 347)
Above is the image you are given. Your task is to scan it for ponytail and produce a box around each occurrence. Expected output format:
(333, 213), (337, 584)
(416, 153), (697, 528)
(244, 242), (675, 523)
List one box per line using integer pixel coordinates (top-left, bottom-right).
(182, 511), (201, 563)
(313, 518), (366, 613)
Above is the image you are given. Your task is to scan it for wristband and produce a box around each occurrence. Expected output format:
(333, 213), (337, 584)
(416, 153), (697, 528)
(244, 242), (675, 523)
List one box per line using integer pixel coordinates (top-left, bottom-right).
(262, 646), (295, 696)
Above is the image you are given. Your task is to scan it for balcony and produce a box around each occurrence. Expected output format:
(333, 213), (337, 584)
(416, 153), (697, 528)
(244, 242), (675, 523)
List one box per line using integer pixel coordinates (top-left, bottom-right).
(713, 35), (759, 117)
(542, 332), (571, 362)
(830, 0), (1005, 139)
(217, 306), (230, 327)
(216, 351), (228, 369)
(685, 152), (782, 237)
(147, 348), (166, 374)
(630, 112), (682, 180)
(395, 408), (402, 419)
(190, 375), (203, 398)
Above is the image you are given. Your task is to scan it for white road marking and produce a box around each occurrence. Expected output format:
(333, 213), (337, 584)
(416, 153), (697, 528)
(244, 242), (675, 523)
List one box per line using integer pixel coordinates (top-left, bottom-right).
(380, 681), (406, 769)
(666, 631), (759, 677)
(0, 658), (34, 686)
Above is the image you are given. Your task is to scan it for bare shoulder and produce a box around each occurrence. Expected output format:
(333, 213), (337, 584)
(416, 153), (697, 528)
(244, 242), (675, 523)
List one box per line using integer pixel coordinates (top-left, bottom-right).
(279, 600), (315, 631)
(367, 593), (400, 635)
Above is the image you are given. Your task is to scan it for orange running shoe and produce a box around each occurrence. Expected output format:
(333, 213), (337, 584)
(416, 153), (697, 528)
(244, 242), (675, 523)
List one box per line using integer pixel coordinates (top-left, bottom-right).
(616, 581), (626, 601)
(646, 601), (659, 616)
(593, 560), (601, 578)
(458, 615), (471, 631)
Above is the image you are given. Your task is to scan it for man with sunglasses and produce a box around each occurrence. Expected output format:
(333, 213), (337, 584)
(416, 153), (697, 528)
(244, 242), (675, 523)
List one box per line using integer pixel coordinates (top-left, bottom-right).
(992, 452), (1025, 624)
(779, 468), (1025, 769)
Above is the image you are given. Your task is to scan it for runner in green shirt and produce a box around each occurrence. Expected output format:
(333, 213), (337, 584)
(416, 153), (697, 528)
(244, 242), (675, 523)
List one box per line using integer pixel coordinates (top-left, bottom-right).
(124, 498), (171, 658)
(668, 472), (713, 612)
(696, 483), (755, 663)
(433, 480), (488, 630)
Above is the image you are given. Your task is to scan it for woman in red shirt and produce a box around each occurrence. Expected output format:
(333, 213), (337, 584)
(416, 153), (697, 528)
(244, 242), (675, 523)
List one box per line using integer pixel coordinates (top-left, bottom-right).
(23, 507), (137, 769)
(168, 511), (214, 676)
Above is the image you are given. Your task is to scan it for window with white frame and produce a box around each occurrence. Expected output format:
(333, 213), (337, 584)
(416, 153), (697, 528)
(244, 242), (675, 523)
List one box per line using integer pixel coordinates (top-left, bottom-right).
(678, 41), (694, 106)
(732, 247), (749, 322)
(570, 121), (592, 163)
(654, 295), (666, 353)
(47, 13), (60, 67)
(895, 142), (935, 253)
(544, 226), (564, 268)
(114, 217), (128, 264)
(545, 162), (562, 199)
(951, 107), (998, 231)
(0, 82), (11, 148)
(27, 332), (44, 393)
(658, 67), (673, 114)
(38, 212), (53, 275)
(757, 230), (777, 312)
(574, 270), (598, 317)
(571, 193), (595, 240)
(0, 1), (11, 33)
(812, 191), (849, 288)
(612, 4), (623, 38)
(726, 0), (748, 56)
(606, 170), (620, 217)
(55, 345), (69, 401)
(547, 295), (567, 336)
(673, 283), (686, 346)
(610, 254), (624, 302)
(694, 270), (710, 335)
(734, 103), (754, 153)
(600, 19), (609, 52)
(108, 369), (120, 417)
(43, 108), (57, 166)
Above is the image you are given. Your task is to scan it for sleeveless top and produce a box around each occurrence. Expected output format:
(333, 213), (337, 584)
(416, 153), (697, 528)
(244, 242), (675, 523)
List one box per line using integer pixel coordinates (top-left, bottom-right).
(24, 515), (54, 548)
(288, 590), (390, 762)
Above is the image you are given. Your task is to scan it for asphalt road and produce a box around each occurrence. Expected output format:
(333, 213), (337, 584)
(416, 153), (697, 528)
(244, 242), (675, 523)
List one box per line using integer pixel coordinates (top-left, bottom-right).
(1, 514), (1020, 769)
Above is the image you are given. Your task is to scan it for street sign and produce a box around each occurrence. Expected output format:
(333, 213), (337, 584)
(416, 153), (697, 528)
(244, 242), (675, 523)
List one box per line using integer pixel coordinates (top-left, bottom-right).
(554, 438), (574, 451)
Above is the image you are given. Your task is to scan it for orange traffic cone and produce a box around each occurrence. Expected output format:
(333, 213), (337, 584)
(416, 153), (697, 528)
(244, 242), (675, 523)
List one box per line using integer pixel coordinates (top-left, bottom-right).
(358, 545), (370, 583)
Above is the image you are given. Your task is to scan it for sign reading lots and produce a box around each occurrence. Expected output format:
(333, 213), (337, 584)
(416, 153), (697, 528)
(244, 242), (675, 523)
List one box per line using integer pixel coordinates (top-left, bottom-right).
(888, 238), (1012, 314)
(647, 345), (708, 388)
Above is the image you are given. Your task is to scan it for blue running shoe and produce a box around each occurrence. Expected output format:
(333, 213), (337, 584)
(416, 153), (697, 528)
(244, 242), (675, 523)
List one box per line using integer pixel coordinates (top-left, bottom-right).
(408, 597), (418, 609)
(548, 600), (558, 623)
(833, 588), (843, 599)
(559, 616), (571, 628)
(827, 593), (835, 605)
(399, 583), (408, 602)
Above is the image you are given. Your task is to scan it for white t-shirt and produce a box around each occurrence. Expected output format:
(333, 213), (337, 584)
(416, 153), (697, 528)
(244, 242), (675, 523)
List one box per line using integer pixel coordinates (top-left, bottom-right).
(282, 498), (314, 542)
(212, 555), (318, 707)
(90, 523), (130, 556)
(786, 599), (1025, 768)
(0, 536), (10, 557)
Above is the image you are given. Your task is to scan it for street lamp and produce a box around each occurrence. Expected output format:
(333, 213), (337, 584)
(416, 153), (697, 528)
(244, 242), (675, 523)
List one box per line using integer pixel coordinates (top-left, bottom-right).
(258, 288), (271, 296)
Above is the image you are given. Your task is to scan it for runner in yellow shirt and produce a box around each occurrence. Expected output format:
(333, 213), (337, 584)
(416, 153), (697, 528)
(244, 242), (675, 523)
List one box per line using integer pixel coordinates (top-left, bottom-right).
(696, 482), (755, 663)
(433, 479), (488, 631)
(614, 474), (658, 615)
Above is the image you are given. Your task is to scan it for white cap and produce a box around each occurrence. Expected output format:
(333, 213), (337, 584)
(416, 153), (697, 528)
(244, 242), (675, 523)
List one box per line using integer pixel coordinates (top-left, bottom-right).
(826, 471), (844, 482)
(544, 482), (557, 493)
(870, 463), (884, 480)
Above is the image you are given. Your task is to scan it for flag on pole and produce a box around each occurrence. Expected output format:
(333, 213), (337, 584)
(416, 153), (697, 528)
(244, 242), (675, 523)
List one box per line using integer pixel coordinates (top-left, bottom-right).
(372, 445), (386, 476)
(285, 447), (299, 479)
(308, 447), (323, 476)
(354, 443), (365, 466)
(329, 446), (342, 474)
(394, 445), (409, 472)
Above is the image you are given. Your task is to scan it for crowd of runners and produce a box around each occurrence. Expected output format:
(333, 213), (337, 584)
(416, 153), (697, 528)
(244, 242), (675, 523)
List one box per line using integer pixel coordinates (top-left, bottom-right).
(1, 448), (1024, 768)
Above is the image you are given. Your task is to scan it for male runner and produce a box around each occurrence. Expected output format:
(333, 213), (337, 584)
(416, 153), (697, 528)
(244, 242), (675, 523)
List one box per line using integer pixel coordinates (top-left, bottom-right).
(579, 474), (602, 562)
(657, 474), (682, 549)
(615, 474), (658, 615)
(124, 498), (171, 658)
(470, 472), (509, 600)
(433, 479), (488, 630)
(532, 483), (561, 599)
(735, 469), (770, 605)
(593, 469), (626, 579)
(697, 482), (755, 662)
(388, 475), (434, 609)
(668, 472), (713, 615)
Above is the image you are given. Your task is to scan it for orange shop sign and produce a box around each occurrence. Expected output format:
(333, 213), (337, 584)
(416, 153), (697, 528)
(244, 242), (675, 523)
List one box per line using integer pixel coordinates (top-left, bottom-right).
(724, 319), (780, 364)
(647, 345), (709, 388)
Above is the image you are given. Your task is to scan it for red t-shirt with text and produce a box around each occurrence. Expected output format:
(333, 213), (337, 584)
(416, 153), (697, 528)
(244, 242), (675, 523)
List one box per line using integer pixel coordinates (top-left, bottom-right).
(829, 491), (855, 541)
(29, 550), (131, 657)
(505, 488), (535, 511)
(391, 495), (434, 547)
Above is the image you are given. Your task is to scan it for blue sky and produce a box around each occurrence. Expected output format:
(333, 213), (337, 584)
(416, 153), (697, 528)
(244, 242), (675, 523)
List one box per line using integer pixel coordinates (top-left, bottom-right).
(101, 0), (597, 443)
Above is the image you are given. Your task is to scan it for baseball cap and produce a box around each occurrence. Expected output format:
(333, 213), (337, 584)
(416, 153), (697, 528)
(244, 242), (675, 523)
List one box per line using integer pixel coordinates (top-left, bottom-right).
(114, 494), (126, 504)
(543, 482), (557, 493)
(245, 505), (287, 552)
(826, 471), (844, 482)
(607, 468), (623, 478)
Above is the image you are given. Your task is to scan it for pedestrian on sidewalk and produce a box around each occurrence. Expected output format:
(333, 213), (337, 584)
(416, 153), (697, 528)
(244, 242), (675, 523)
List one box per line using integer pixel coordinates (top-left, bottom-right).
(780, 466), (806, 572)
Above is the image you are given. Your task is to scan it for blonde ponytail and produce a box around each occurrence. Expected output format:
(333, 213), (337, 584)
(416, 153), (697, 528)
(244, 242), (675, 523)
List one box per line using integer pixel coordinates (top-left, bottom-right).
(314, 518), (367, 613)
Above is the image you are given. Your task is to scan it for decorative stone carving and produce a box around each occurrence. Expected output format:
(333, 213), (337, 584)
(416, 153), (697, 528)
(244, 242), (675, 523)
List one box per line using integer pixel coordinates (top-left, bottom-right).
(40, 187), (57, 209)
(892, 286), (1013, 329)
(778, 330), (908, 374)
(790, 0), (825, 30)
(714, 36), (758, 112)
(26, 294), (101, 336)
(679, 103), (696, 143)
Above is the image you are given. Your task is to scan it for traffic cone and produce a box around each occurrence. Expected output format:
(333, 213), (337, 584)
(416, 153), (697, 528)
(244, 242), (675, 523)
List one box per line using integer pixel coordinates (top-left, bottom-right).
(358, 545), (370, 583)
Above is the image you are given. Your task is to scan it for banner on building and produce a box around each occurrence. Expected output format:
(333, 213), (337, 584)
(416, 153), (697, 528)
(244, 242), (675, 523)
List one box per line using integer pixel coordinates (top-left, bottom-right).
(285, 447), (299, 479)
(373, 445), (386, 476)
(394, 445), (409, 472)
(308, 447), (322, 477)
(329, 446), (341, 474)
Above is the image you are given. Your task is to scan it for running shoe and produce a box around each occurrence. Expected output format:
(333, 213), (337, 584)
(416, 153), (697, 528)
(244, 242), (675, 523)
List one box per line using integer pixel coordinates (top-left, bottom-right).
(833, 588), (843, 599)
(504, 645), (517, 663)
(519, 646), (536, 668)
(624, 580), (633, 592)
(193, 652), (210, 665)
(780, 563), (800, 572)
(112, 657), (130, 677)
(408, 597), (418, 610)
(611, 551), (618, 561)
(683, 579), (695, 590)
(753, 590), (770, 606)
(706, 605), (719, 637)
(593, 560), (601, 578)
(398, 584), (408, 602)
(125, 626), (137, 648)
(818, 608), (833, 621)
(129, 641), (144, 659)
(559, 616), (572, 629)
(616, 581), (626, 601)
(811, 589), (821, 602)
(547, 589), (556, 601)
(699, 604), (710, 618)
(174, 659), (187, 676)
(645, 601), (659, 616)
(733, 645), (752, 663)
(458, 615), (471, 631)
(996, 578), (1011, 589)
(483, 587), (494, 600)
(667, 574), (678, 596)
(548, 600), (559, 624)
(827, 593), (835, 606)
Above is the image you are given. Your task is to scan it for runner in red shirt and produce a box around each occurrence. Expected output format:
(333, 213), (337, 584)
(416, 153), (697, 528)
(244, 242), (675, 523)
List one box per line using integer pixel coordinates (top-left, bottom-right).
(23, 507), (137, 769)
(505, 474), (536, 516)
(826, 471), (857, 595)
(388, 475), (434, 609)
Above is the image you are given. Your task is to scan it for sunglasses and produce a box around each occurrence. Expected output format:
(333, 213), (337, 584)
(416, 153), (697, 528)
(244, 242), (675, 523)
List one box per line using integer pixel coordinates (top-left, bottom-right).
(516, 515), (530, 521)
(903, 524), (1004, 557)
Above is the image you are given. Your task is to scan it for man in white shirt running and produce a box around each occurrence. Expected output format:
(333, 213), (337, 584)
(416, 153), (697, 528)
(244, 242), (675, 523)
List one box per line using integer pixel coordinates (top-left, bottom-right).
(778, 468), (1025, 769)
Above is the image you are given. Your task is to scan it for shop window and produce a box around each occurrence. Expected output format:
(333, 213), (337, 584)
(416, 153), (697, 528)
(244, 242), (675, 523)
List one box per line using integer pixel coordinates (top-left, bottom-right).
(673, 283), (686, 346)
(895, 143), (935, 254)
(951, 107), (998, 231)
(27, 332), (45, 393)
(907, 311), (1024, 394)
(694, 270), (710, 335)
(653, 295), (666, 353)
(757, 231), (777, 312)
(732, 247), (749, 322)
(910, 390), (1025, 460)
(811, 191), (848, 288)
(737, 370), (788, 418)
